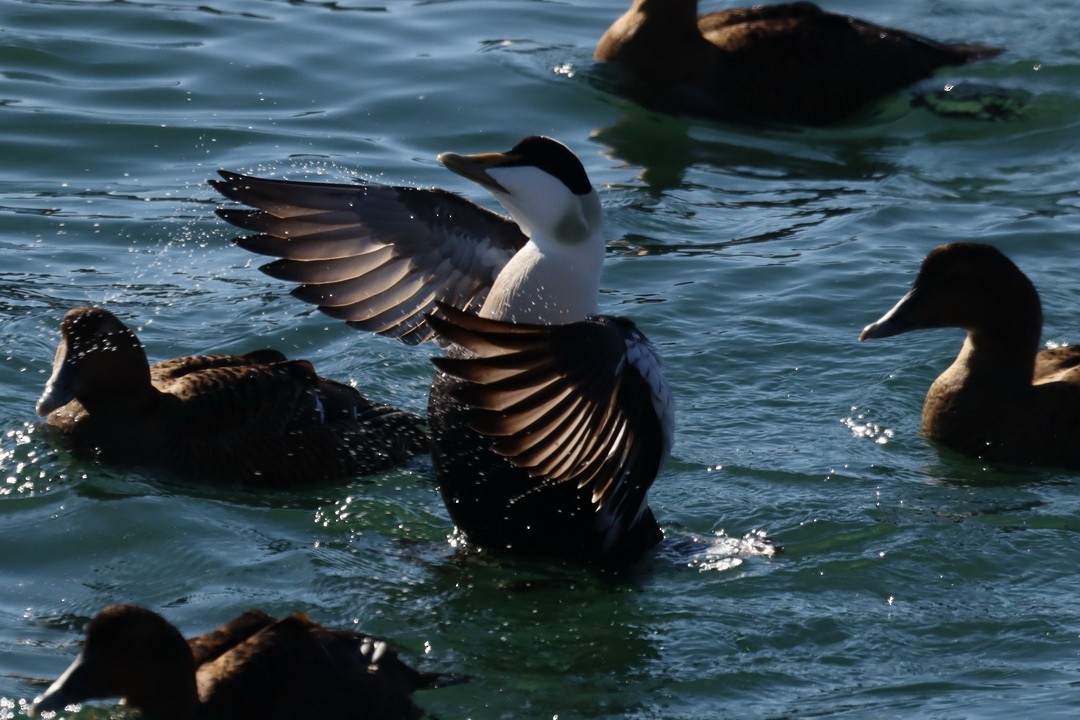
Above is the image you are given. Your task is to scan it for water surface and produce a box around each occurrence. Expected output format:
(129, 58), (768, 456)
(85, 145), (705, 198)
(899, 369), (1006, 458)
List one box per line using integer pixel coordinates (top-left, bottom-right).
(1, 0), (1079, 717)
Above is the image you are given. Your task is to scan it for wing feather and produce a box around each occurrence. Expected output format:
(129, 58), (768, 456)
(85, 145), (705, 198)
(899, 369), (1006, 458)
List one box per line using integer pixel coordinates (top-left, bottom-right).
(428, 303), (672, 512)
(211, 170), (528, 346)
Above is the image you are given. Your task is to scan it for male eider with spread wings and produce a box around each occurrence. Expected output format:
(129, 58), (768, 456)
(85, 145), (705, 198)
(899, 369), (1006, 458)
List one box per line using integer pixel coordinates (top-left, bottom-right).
(211, 136), (674, 567)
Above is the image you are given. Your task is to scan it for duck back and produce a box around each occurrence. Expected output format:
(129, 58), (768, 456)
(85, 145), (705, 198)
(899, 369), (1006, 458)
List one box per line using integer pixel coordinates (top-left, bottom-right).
(39, 308), (427, 487)
(595, 0), (1004, 124)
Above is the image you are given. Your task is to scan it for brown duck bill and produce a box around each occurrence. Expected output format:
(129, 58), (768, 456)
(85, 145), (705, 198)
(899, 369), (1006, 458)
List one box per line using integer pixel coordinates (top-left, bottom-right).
(859, 289), (921, 341)
(31, 651), (94, 716)
(36, 355), (75, 416)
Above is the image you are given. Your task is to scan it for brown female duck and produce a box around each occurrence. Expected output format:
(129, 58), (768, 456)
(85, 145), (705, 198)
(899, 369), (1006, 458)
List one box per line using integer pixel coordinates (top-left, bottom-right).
(860, 243), (1080, 469)
(31, 604), (464, 720)
(594, 0), (1005, 125)
(37, 307), (426, 486)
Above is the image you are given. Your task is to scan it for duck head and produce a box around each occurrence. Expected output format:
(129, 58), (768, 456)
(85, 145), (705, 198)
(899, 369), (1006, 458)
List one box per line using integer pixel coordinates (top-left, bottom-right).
(438, 136), (606, 325)
(438, 136), (602, 248)
(860, 243), (1042, 350)
(32, 605), (198, 718)
(37, 307), (153, 416)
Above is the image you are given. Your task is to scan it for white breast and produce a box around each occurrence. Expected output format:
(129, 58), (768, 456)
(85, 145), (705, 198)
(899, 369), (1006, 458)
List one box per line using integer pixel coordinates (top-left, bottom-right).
(479, 240), (603, 325)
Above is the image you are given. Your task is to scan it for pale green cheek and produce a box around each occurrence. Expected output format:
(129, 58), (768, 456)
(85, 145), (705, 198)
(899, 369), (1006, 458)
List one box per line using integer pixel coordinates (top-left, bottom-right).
(555, 193), (602, 245)
(554, 210), (589, 244)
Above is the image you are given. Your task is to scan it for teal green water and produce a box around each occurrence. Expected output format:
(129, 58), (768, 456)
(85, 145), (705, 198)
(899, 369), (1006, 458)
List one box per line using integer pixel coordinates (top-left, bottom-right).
(2, 0), (1080, 717)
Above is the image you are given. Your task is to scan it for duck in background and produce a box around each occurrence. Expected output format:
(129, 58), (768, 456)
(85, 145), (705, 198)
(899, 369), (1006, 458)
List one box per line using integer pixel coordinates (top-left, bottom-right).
(594, 0), (1005, 125)
(37, 306), (426, 487)
(31, 604), (465, 720)
(860, 243), (1080, 469)
(211, 136), (674, 568)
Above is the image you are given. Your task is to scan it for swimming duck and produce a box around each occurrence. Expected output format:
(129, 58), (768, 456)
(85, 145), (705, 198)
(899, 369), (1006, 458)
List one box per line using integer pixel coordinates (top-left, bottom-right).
(37, 306), (426, 486)
(860, 243), (1080, 469)
(211, 136), (674, 567)
(593, 0), (1005, 125)
(31, 604), (464, 720)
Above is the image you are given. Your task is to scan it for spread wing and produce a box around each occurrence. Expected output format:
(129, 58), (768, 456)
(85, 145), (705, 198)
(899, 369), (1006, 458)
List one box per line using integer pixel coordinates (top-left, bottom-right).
(429, 304), (673, 520)
(210, 171), (528, 345)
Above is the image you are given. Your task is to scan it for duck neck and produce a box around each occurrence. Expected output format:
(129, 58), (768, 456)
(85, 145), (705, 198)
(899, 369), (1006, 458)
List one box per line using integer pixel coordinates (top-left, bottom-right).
(943, 326), (1040, 393)
(127, 655), (200, 720)
(479, 234), (603, 325)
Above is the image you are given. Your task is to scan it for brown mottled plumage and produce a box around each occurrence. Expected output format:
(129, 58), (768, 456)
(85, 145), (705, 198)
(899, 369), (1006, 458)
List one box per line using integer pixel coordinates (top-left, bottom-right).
(37, 307), (427, 486)
(594, 0), (1005, 125)
(860, 243), (1080, 469)
(31, 604), (466, 720)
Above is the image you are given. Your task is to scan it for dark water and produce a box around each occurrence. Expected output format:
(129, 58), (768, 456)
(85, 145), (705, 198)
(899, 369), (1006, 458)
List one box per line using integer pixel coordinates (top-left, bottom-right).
(1, 0), (1079, 717)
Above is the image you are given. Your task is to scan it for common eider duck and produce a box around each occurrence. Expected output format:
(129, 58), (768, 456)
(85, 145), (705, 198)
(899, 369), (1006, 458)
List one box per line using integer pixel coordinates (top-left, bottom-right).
(210, 136), (674, 567)
(593, 0), (1005, 125)
(31, 604), (465, 720)
(37, 306), (426, 486)
(860, 243), (1080, 469)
